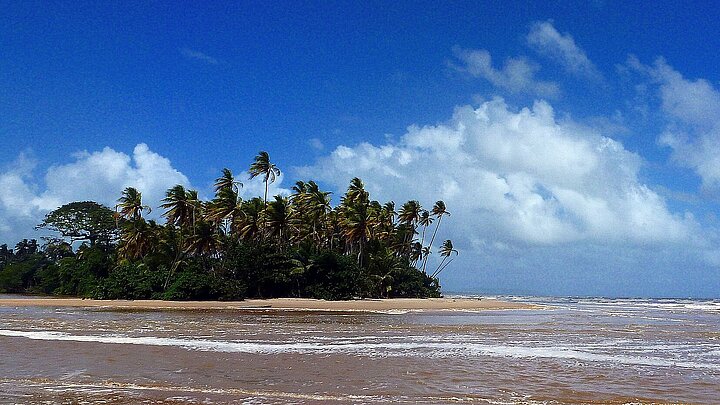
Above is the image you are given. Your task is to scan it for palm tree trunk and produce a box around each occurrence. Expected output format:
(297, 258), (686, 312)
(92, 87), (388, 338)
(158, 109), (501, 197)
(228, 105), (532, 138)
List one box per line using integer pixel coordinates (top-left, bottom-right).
(432, 258), (454, 278)
(422, 215), (443, 273)
(432, 256), (449, 278)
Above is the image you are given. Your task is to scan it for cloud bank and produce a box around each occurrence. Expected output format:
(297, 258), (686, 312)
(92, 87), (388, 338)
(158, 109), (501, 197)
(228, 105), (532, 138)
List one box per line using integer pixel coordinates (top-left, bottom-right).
(301, 98), (717, 296)
(304, 98), (695, 246)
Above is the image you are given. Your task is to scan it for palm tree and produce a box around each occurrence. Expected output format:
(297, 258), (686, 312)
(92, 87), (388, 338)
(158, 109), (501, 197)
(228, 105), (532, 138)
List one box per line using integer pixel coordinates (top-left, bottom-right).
(116, 187), (151, 221)
(206, 187), (240, 231)
(184, 220), (220, 258)
(249, 151), (281, 210)
(376, 201), (396, 245)
(343, 177), (369, 206)
(304, 182), (332, 246)
(431, 239), (458, 278)
(423, 201), (450, 273)
(266, 196), (293, 247)
(118, 219), (160, 260)
(205, 169), (244, 233)
(340, 200), (372, 266)
(234, 197), (264, 242)
(418, 210), (433, 247)
(215, 168), (242, 193)
(161, 185), (199, 229)
(398, 200), (422, 257)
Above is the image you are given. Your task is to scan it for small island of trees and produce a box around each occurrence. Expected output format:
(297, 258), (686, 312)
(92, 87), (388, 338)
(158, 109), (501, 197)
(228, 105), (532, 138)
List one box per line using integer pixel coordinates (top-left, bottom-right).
(0, 152), (457, 301)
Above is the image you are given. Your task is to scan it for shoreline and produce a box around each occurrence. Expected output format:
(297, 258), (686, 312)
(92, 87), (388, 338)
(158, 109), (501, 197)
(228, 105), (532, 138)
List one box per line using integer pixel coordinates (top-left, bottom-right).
(0, 297), (540, 312)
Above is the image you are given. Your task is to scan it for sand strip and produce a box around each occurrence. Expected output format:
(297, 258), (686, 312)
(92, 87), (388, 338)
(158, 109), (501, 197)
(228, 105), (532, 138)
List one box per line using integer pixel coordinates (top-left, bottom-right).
(0, 297), (540, 312)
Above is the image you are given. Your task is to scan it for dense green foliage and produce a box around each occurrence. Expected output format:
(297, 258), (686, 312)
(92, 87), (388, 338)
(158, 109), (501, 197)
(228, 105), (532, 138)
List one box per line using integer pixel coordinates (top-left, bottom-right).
(0, 152), (456, 300)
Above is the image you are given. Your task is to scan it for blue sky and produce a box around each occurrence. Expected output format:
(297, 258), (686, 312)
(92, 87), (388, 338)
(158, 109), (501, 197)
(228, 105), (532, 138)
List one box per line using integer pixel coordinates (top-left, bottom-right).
(2, 1), (720, 297)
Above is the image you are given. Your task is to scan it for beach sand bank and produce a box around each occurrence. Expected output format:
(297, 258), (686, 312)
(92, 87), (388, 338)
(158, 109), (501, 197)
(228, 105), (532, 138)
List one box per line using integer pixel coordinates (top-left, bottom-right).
(0, 297), (539, 311)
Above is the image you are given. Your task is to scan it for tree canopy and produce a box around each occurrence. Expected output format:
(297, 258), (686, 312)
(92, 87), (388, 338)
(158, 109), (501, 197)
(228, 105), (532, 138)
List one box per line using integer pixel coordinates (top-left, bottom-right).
(36, 201), (119, 247)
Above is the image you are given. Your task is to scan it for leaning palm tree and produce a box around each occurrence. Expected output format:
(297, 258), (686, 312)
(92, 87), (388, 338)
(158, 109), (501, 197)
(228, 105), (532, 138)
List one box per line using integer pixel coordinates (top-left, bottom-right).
(116, 187), (151, 221)
(423, 201), (450, 273)
(431, 239), (458, 278)
(249, 151), (281, 209)
(418, 210), (433, 247)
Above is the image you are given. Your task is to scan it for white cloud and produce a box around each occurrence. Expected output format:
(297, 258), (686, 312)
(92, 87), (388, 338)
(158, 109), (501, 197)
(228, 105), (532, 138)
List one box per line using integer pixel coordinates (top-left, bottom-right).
(302, 98), (697, 247)
(40, 144), (190, 211)
(180, 48), (219, 65)
(451, 47), (559, 97)
(635, 57), (720, 192)
(527, 21), (601, 80)
(300, 97), (720, 296)
(0, 144), (191, 244)
(237, 171), (291, 201)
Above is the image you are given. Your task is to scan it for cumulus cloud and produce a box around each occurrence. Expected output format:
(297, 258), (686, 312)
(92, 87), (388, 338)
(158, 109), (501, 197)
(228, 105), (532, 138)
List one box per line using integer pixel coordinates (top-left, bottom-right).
(303, 98), (695, 246)
(300, 98), (719, 295)
(527, 21), (601, 80)
(451, 47), (559, 97)
(0, 144), (191, 244)
(632, 57), (720, 193)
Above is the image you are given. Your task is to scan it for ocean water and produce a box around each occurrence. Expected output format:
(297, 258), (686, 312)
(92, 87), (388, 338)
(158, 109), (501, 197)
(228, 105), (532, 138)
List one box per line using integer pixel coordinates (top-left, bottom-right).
(0, 296), (718, 404)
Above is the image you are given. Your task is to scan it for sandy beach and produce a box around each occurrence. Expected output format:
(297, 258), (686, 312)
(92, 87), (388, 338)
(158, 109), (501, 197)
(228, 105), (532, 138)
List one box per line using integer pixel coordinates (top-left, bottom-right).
(0, 296), (538, 311)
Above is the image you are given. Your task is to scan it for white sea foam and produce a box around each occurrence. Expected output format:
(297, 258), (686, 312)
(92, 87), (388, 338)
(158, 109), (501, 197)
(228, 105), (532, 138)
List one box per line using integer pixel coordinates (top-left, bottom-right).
(2, 329), (719, 371)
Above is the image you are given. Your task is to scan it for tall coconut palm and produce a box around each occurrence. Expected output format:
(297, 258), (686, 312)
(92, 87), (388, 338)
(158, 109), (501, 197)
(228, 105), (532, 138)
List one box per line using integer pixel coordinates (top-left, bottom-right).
(184, 220), (220, 258)
(431, 239), (458, 278)
(116, 187), (151, 221)
(423, 201), (450, 273)
(234, 197), (264, 242)
(118, 219), (159, 260)
(343, 177), (369, 206)
(340, 200), (372, 266)
(398, 200), (422, 257)
(249, 151), (281, 209)
(305, 182), (332, 246)
(376, 201), (396, 245)
(215, 168), (242, 193)
(266, 196), (293, 247)
(161, 185), (199, 229)
(206, 187), (240, 231)
(418, 210), (433, 247)
(205, 169), (243, 233)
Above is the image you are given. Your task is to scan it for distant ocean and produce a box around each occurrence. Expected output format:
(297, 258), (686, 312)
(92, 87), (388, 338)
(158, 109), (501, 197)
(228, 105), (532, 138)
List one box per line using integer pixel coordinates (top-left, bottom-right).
(1, 295), (718, 404)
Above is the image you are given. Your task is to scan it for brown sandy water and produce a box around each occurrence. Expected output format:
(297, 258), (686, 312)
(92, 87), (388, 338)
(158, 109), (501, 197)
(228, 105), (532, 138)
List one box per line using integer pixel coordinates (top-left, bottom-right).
(0, 296), (718, 404)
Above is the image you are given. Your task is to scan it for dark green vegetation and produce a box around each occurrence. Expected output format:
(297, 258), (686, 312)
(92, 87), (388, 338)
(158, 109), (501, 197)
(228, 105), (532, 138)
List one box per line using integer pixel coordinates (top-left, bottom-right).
(0, 152), (457, 300)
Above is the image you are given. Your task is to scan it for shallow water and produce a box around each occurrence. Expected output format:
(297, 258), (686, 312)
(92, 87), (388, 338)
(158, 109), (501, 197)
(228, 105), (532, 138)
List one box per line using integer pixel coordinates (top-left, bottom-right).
(0, 296), (718, 404)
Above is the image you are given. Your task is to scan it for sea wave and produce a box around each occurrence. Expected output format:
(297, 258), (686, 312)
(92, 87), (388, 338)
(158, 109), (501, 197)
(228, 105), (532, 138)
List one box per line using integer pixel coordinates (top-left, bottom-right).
(2, 329), (719, 371)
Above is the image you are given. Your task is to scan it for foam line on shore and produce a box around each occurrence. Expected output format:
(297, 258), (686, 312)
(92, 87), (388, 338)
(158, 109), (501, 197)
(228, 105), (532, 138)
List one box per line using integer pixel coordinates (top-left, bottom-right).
(2, 329), (718, 371)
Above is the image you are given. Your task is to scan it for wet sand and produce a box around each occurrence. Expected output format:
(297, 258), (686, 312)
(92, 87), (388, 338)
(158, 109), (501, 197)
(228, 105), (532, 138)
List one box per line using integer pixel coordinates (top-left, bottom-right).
(0, 296), (538, 311)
